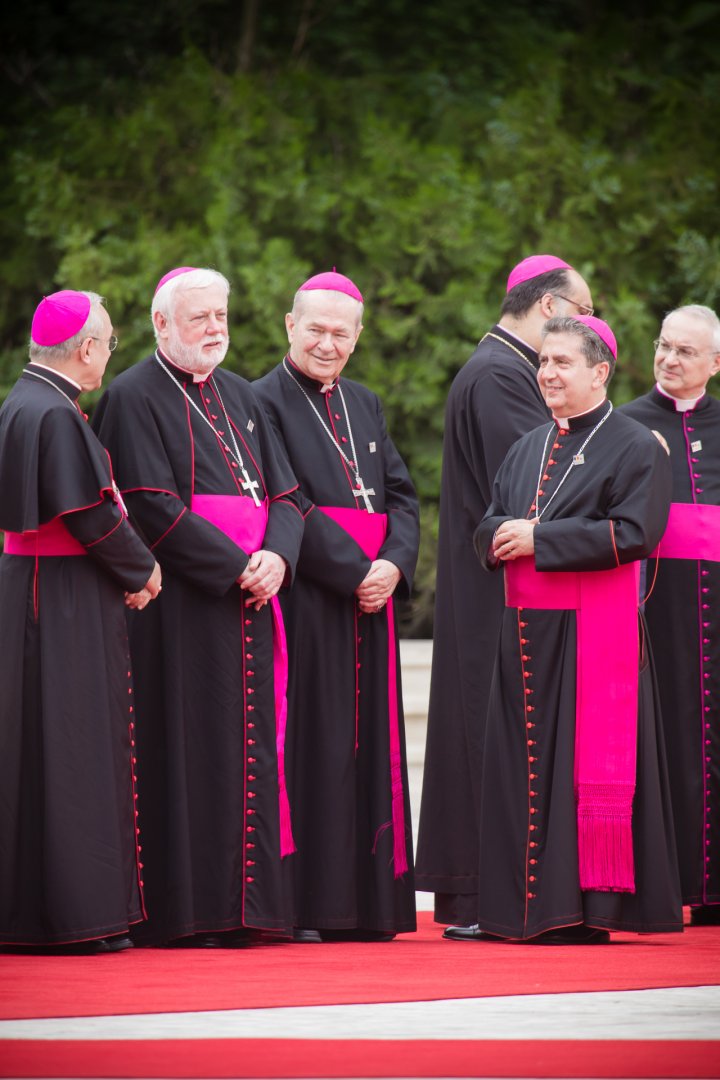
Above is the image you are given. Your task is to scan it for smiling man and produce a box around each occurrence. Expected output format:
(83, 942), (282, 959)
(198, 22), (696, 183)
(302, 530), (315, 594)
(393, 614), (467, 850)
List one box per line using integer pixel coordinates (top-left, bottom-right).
(253, 271), (420, 942)
(448, 314), (682, 944)
(92, 267), (305, 947)
(621, 305), (720, 926)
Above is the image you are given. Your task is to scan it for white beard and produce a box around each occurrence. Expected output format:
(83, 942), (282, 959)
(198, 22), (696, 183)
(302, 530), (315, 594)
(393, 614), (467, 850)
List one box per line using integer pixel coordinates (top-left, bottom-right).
(165, 325), (229, 377)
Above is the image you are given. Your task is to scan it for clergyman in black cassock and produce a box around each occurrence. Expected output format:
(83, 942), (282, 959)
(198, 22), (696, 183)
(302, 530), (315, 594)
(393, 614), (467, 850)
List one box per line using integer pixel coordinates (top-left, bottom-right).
(254, 271), (420, 941)
(416, 255), (594, 926)
(621, 304), (720, 926)
(0, 291), (160, 951)
(464, 315), (682, 943)
(93, 268), (305, 946)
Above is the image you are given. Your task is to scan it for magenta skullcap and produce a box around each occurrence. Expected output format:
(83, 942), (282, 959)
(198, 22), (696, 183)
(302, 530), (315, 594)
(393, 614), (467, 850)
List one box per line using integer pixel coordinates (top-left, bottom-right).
(31, 290), (91, 347)
(506, 255), (572, 294)
(154, 266), (198, 295)
(572, 314), (617, 360)
(298, 270), (363, 303)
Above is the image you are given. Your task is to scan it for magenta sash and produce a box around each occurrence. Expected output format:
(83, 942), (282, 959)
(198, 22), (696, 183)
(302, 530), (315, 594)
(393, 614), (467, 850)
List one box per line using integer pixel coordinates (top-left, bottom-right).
(653, 502), (720, 561)
(319, 505), (408, 878)
(4, 518), (87, 556)
(505, 557), (641, 893)
(191, 493), (295, 857)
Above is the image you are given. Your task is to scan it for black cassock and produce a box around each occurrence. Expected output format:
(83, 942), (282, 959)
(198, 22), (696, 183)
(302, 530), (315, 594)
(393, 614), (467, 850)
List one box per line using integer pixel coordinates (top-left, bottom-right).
(415, 326), (549, 924)
(473, 403), (682, 938)
(254, 360), (419, 934)
(0, 366), (155, 945)
(621, 387), (720, 908)
(93, 354), (304, 943)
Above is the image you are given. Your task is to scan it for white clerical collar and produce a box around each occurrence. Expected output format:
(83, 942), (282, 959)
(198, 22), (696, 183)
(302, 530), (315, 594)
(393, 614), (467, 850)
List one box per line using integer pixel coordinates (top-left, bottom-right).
(27, 362), (82, 392)
(502, 327), (534, 353)
(553, 398), (608, 430)
(655, 382), (703, 412)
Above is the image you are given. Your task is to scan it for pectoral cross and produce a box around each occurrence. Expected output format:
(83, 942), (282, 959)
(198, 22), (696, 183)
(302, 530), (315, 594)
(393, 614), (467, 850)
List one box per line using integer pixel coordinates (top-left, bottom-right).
(241, 469), (262, 507)
(353, 477), (376, 514)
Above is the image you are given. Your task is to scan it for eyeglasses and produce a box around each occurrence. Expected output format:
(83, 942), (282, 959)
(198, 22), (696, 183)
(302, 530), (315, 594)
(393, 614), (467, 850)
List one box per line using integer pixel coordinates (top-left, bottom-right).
(653, 339), (702, 362)
(90, 335), (118, 352)
(553, 294), (594, 318)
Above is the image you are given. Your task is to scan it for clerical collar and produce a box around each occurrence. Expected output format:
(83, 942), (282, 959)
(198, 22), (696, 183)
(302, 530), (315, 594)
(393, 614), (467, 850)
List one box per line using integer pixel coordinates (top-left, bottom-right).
(485, 325), (539, 370)
(25, 363), (82, 400)
(553, 398), (610, 432)
(157, 349), (219, 385)
(655, 381), (704, 412)
(284, 354), (339, 394)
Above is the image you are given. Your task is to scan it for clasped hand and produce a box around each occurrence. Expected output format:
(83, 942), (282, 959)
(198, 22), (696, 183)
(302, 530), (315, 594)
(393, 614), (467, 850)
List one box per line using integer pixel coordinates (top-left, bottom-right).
(492, 518), (537, 562)
(355, 558), (401, 614)
(125, 561), (162, 610)
(238, 549), (287, 610)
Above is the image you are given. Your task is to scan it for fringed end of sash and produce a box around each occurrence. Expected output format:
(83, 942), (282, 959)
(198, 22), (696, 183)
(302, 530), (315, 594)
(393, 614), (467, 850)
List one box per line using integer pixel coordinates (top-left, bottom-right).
(576, 784), (635, 893)
(372, 814), (408, 879)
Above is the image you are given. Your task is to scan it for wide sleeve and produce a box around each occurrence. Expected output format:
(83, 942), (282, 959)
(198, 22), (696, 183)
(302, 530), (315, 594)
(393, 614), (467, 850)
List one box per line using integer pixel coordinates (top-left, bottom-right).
(473, 461), (515, 572)
(93, 379), (250, 596)
(533, 431), (673, 572)
(63, 500), (155, 592)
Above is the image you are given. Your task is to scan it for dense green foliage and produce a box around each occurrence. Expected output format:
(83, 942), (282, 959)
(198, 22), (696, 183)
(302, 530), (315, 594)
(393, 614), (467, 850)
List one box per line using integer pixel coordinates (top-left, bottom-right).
(2, 0), (719, 631)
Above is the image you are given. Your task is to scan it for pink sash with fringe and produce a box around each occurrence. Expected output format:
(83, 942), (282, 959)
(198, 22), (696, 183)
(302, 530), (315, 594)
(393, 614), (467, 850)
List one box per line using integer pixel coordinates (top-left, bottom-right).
(191, 493), (295, 857)
(318, 506), (408, 878)
(505, 557), (641, 893)
(653, 502), (720, 560)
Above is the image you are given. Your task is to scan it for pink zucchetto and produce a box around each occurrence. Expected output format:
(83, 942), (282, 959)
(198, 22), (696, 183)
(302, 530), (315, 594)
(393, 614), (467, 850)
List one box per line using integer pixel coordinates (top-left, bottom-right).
(31, 290), (91, 347)
(573, 314), (618, 360)
(154, 266), (198, 295)
(298, 270), (363, 303)
(506, 255), (572, 294)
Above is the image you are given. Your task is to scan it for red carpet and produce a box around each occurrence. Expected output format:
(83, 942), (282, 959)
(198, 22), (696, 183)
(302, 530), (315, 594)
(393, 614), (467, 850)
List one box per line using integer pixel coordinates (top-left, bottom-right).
(2, 913), (719, 1021)
(2, 1037), (719, 1079)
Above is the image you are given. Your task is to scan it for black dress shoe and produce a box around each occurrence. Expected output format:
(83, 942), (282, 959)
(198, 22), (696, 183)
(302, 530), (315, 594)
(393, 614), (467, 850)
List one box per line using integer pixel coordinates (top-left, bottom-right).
(690, 905), (720, 926)
(293, 928), (323, 943)
(2, 934), (135, 955)
(442, 924), (506, 942)
(92, 934), (134, 953)
(529, 925), (610, 945)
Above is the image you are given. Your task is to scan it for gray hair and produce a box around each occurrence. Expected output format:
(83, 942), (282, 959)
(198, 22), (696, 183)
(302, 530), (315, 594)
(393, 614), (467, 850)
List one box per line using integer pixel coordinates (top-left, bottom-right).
(542, 315), (616, 384)
(662, 304), (720, 352)
(151, 268), (231, 343)
(28, 291), (106, 366)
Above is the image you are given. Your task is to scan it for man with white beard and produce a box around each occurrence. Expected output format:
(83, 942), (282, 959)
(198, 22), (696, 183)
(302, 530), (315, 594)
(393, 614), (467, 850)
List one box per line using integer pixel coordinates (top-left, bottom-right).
(93, 268), (305, 946)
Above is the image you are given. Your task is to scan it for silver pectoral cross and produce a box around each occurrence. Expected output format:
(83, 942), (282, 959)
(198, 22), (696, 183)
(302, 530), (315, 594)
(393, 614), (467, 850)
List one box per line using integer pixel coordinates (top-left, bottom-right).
(353, 477), (376, 513)
(241, 469), (262, 507)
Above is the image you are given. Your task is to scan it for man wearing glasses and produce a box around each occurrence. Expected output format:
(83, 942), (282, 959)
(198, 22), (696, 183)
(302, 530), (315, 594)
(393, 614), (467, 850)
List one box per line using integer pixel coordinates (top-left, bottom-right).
(621, 305), (720, 927)
(416, 253), (594, 933)
(0, 290), (161, 953)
